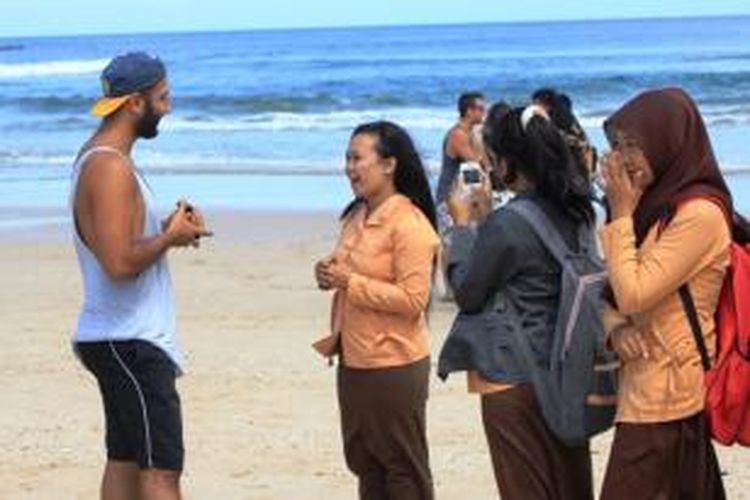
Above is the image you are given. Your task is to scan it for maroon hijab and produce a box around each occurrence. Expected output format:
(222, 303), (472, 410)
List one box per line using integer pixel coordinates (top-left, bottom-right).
(604, 87), (732, 246)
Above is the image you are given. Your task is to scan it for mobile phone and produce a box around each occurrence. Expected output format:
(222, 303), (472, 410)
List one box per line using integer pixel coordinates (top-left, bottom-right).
(176, 200), (194, 213)
(462, 169), (481, 184)
(460, 163), (482, 185)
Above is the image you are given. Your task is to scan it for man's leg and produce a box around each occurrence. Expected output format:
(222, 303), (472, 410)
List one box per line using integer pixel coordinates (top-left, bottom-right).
(134, 341), (184, 500)
(75, 343), (141, 500)
(139, 469), (182, 500)
(101, 460), (139, 500)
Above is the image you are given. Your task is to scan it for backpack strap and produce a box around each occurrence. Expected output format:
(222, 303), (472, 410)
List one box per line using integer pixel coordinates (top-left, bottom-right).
(678, 284), (712, 371)
(505, 199), (571, 265)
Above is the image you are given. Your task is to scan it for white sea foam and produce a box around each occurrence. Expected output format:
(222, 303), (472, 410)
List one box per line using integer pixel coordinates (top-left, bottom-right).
(0, 58), (107, 79)
(0, 151), (444, 176)
(163, 108), (454, 132)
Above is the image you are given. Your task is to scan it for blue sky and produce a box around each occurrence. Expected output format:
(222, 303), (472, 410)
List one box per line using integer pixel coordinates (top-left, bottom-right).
(2, 0), (749, 37)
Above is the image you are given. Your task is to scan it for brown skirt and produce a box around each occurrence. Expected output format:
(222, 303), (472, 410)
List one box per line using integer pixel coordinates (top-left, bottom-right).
(337, 357), (433, 500)
(600, 412), (725, 500)
(481, 384), (593, 500)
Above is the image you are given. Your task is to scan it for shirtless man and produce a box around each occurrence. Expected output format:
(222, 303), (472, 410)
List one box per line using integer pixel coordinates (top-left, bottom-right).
(435, 91), (488, 207)
(435, 92), (488, 299)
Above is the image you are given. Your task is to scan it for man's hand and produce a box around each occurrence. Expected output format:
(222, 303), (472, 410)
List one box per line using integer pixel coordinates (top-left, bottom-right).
(164, 202), (212, 247)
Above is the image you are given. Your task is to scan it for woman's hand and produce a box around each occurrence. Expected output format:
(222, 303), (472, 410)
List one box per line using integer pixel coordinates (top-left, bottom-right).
(315, 258), (351, 290)
(602, 151), (643, 220)
(314, 256), (335, 290)
(447, 174), (493, 226)
(610, 324), (650, 361)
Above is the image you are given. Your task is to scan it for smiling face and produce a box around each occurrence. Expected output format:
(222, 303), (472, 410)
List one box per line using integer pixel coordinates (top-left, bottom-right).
(345, 133), (396, 202)
(606, 127), (655, 191)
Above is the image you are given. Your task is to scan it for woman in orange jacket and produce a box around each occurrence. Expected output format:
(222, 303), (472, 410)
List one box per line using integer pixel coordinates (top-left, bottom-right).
(599, 88), (732, 499)
(314, 121), (440, 499)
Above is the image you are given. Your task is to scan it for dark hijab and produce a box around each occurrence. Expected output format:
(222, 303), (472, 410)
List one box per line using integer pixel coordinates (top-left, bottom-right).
(604, 87), (733, 246)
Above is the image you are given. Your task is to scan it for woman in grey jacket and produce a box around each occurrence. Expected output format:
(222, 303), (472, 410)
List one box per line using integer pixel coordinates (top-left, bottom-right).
(438, 103), (596, 499)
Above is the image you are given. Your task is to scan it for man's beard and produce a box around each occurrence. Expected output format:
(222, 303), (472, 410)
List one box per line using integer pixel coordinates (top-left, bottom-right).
(136, 103), (161, 139)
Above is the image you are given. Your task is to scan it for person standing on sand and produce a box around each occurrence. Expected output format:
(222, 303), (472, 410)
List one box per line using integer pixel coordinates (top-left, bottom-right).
(435, 91), (489, 299)
(71, 52), (211, 500)
(438, 103), (596, 499)
(598, 88), (732, 500)
(313, 121), (439, 499)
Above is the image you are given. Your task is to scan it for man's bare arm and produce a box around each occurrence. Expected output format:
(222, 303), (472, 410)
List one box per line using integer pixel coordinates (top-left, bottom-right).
(76, 154), (207, 280)
(448, 128), (482, 163)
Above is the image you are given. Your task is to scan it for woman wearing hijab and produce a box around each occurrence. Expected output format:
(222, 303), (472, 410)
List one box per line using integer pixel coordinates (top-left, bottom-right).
(313, 121), (439, 499)
(598, 87), (731, 499)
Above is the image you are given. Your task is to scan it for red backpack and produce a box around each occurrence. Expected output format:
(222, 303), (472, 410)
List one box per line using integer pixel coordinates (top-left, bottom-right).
(678, 201), (750, 446)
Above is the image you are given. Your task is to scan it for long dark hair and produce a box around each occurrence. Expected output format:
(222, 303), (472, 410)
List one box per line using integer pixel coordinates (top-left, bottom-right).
(482, 106), (594, 224)
(532, 88), (597, 175)
(341, 121), (438, 230)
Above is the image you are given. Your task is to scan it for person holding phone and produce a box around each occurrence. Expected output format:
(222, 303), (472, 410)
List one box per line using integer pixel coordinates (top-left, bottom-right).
(439, 103), (596, 499)
(71, 52), (211, 500)
(313, 121), (439, 499)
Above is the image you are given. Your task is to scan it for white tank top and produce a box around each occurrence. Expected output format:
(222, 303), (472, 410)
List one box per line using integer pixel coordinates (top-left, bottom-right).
(70, 146), (183, 373)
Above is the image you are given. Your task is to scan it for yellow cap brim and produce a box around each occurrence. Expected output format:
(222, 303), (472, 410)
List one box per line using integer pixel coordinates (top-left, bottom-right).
(90, 95), (131, 117)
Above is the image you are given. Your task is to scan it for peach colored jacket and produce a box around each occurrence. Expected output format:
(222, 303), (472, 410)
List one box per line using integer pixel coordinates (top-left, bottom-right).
(600, 199), (730, 423)
(321, 194), (440, 369)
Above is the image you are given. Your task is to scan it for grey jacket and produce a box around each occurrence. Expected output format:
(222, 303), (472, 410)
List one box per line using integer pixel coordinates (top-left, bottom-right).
(439, 193), (580, 382)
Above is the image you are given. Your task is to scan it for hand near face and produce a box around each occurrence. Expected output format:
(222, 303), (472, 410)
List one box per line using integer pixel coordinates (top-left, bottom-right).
(601, 150), (644, 220)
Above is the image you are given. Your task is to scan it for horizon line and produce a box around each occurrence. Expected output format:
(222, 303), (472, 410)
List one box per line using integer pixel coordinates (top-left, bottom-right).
(1, 12), (748, 41)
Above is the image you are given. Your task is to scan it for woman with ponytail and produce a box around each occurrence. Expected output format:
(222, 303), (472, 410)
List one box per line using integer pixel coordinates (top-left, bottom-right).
(313, 121), (439, 499)
(438, 103), (595, 499)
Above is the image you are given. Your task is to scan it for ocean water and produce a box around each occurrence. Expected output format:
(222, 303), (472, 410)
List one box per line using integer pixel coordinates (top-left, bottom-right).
(1, 16), (750, 218)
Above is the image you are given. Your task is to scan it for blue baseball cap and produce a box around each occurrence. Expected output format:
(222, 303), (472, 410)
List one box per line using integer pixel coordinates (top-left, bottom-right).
(91, 51), (167, 117)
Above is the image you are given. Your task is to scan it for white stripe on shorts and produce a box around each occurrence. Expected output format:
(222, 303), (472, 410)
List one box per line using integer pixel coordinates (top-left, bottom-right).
(108, 342), (154, 468)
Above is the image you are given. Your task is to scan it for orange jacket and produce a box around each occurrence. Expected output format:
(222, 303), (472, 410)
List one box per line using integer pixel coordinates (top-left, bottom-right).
(315, 194), (440, 369)
(601, 199), (730, 423)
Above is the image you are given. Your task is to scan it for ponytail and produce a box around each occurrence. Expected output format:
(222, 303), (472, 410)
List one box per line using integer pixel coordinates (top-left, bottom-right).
(483, 106), (594, 224)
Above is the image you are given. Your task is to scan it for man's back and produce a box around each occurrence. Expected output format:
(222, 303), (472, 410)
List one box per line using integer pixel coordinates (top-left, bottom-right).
(436, 125), (468, 204)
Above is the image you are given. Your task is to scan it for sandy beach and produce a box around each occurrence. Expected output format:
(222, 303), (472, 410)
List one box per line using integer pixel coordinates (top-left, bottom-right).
(1, 209), (748, 499)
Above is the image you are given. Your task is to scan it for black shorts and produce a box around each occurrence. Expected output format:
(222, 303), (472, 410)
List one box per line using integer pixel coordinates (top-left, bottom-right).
(76, 340), (183, 471)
